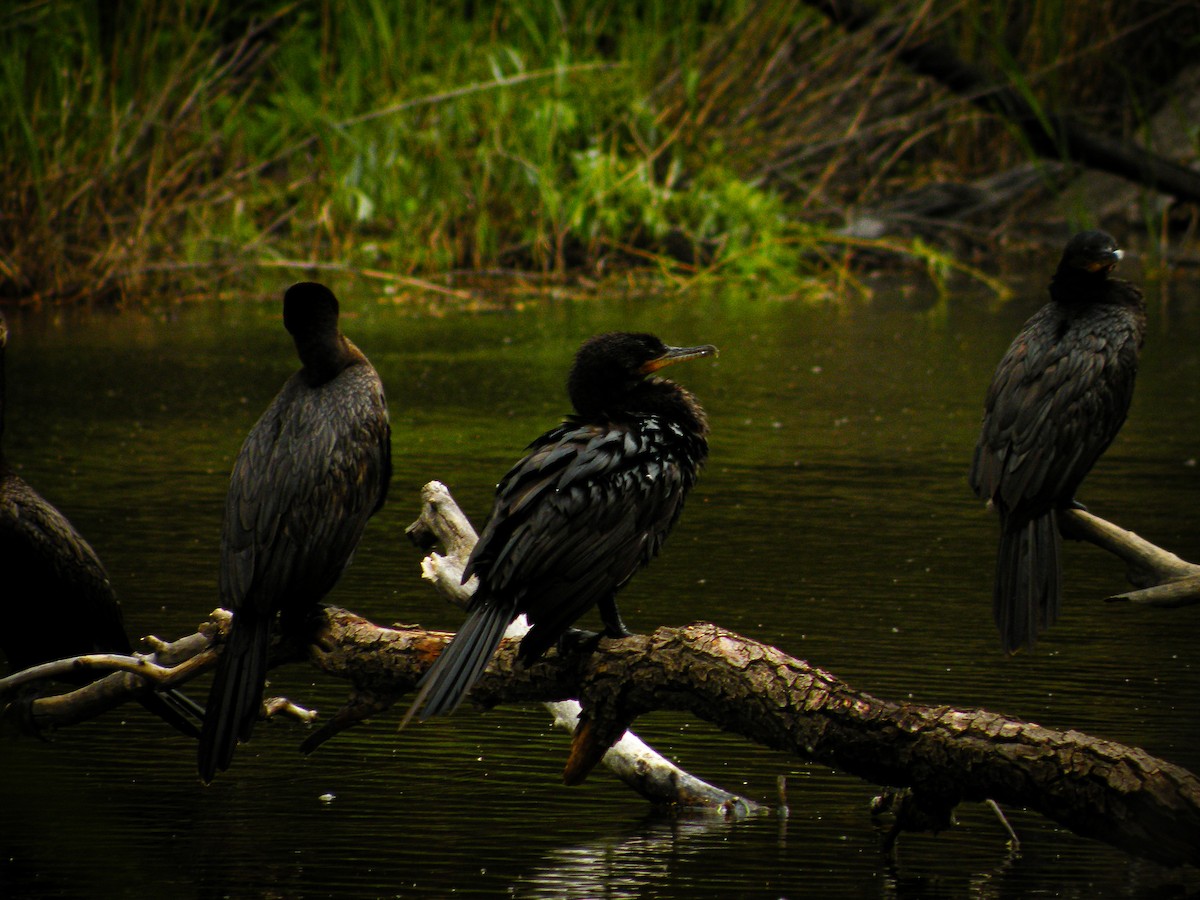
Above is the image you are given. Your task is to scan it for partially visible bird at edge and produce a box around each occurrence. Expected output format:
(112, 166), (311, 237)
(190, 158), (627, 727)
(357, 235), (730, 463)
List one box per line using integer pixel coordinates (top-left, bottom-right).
(0, 311), (205, 737)
(197, 282), (391, 782)
(403, 331), (717, 726)
(969, 230), (1145, 654)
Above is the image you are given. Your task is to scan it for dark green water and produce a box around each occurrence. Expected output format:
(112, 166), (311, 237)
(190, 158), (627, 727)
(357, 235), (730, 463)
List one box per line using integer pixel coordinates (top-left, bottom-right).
(2, 274), (1199, 898)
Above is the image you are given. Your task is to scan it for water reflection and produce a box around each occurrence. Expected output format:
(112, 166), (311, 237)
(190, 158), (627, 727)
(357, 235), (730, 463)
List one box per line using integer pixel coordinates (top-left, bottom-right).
(2, 277), (1200, 896)
(515, 815), (737, 900)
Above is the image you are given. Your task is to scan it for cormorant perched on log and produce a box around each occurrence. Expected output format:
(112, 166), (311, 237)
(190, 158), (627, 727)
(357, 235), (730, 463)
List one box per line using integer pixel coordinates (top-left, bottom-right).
(406, 332), (716, 722)
(969, 231), (1145, 653)
(197, 283), (391, 782)
(0, 313), (203, 736)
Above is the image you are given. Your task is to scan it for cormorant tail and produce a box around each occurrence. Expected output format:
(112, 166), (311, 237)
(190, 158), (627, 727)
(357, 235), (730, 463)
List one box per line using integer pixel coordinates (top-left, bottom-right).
(138, 688), (205, 739)
(994, 510), (1061, 654)
(401, 600), (513, 727)
(197, 612), (270, 783)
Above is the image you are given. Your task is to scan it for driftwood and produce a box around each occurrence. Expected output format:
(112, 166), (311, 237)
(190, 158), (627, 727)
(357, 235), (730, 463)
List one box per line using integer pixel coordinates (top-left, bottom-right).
(803, 0), (1200, 204)
(3, 484), (1200, 867)
(1061, 507), (1200, 606)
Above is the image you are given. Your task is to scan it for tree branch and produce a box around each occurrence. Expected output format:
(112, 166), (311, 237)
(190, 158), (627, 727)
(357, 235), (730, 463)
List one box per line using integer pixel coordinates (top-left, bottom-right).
(392, 480), (760, 813)
(1060, 507), (1200, 606)
(802, 0), (1200, 203)
(0, 611), (297, 733)
(1, 481), (757, 815)
(5, 484), (1199, 866)
(303, 608), (1200, 868)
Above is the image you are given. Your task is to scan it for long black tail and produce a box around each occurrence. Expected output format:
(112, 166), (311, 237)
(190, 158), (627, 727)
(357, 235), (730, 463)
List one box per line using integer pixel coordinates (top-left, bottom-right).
(138, 688), (205, 738)
(401, 599), (514, 727)
(994, 510), (1061, 654)
(197, 612), (270, 783)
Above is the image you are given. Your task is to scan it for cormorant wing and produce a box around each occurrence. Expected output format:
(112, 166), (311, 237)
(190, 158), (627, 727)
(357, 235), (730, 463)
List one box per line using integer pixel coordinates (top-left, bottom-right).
(971, 306), (1141, 516)
(219, 367), (390, 616)
(464, 418), (690, 640)
(0, 474), (131, 662)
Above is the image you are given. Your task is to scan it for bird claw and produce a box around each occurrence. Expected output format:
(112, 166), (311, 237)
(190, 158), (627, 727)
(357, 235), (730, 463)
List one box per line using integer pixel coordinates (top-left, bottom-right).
(556, 627), (603, 656)
(555, 623), (633, 659)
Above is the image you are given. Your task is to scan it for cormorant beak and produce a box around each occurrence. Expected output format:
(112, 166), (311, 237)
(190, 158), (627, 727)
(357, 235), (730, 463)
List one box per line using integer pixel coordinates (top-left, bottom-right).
(640, 344), (719, 374)
(1082, 247), (1123, 272)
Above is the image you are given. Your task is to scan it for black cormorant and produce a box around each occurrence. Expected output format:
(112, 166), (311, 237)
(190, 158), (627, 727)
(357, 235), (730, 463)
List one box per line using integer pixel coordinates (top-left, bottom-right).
(0, 312), (203, 736)
(969, 231), (1145, 653)
(197, 282), (391, 782)
(407, 332), (716, 722)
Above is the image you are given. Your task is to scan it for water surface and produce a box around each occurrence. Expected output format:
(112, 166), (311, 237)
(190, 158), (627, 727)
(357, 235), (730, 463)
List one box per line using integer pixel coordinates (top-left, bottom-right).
(2, 273), (1199, 897)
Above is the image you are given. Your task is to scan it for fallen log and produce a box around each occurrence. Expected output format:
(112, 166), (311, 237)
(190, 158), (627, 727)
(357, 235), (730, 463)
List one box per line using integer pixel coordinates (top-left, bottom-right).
(303, 607), (1200, 868)
(3, 484), (1198, 867)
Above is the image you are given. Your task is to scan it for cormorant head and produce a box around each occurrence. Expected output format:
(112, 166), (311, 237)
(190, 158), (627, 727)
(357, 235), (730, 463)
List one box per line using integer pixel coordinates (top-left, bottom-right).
(283, 282), (363, 385)
(283, 282), (341, 340)
(1060, 231), (1123, 275)
(568, 332), (717, 415)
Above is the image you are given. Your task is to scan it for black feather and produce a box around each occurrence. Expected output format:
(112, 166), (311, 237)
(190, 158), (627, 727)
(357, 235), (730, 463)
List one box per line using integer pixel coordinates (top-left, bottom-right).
(198, 283), (391, 781)
(0, 313), (204, 738)
(970, 232), (1145, 652)
(406, 332), (715, 722)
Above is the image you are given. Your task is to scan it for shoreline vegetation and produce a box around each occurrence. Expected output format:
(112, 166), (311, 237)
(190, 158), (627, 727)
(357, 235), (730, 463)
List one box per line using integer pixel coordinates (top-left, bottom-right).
(2, 0), (1198, 308)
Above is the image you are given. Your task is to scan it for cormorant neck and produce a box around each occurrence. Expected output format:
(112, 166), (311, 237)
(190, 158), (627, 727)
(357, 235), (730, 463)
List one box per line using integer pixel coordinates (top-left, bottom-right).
(569, 370), (635, 419)
(293, 331), (363, 387)
(575, 377), (709, 437)
(1049, 264), (1110, 305)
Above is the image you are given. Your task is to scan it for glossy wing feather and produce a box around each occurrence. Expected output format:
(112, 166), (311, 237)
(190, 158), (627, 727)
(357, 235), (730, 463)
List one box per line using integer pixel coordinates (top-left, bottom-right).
(411, 415), (701, 720)
(201, 361), (389, 780)
(219, 366), (390, 619)
(970, 302), (1141, 520)
(0, 474), (130, 665)
(470, 418), (692, 645)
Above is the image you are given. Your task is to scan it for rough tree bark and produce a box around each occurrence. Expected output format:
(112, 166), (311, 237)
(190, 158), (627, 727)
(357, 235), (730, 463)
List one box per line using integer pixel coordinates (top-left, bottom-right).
(307, 609), (1200, 868)
(2, 485), (1198, 867)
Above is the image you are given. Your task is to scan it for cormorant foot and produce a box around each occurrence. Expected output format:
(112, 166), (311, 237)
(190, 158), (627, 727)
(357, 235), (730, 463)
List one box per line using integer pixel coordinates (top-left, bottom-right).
(556, 627), (604, 656)
(602, 622), (633, 640)
(1062, 499), (1091, 541)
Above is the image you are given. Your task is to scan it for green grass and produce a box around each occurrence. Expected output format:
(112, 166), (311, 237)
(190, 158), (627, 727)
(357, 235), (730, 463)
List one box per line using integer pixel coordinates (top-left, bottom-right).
(0, 0), (1191, 307)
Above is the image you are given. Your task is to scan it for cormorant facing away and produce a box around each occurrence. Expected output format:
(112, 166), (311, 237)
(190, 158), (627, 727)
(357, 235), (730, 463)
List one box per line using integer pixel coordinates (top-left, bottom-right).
(0, 313), (203, 736)
(197, 283), (391, 782)
(406, 332), (716, 723)
(969, 231), (1145, 654)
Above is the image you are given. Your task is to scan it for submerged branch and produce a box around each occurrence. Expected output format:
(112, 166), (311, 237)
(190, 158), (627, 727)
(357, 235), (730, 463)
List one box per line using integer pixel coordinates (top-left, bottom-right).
(2, 481), (755, 814)
(7, 589), (1197, 865)
(383, 482), (1197, 866)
